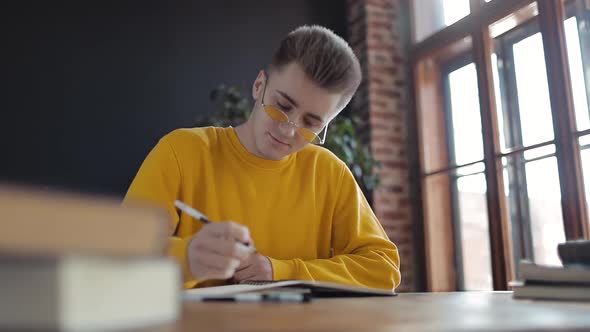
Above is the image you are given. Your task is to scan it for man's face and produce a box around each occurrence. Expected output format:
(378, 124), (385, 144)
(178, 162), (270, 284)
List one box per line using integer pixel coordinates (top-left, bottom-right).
(249, 62), (342, 160)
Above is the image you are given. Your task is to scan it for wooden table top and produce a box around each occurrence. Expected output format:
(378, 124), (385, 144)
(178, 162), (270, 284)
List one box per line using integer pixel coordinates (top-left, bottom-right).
(144, 292), (590, 332)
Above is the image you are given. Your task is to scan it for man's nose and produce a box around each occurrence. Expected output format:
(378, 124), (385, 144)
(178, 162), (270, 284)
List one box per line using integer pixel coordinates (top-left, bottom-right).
(279, 121), (298, 137)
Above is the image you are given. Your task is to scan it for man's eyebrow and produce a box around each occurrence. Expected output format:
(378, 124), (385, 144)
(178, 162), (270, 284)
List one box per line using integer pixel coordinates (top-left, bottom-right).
(276, 89), (325, 122)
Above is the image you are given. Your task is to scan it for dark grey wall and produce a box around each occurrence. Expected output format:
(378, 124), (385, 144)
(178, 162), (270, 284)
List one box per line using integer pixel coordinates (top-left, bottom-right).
(0, 1), (347, 196)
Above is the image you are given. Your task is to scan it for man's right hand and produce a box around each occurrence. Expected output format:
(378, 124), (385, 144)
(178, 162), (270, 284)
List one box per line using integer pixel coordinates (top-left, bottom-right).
(186, 221), (253, 281)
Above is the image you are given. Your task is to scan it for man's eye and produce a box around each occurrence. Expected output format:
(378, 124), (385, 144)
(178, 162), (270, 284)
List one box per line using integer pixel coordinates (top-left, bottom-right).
(277, 103), (290, 111)
(305, 119), (320, 128)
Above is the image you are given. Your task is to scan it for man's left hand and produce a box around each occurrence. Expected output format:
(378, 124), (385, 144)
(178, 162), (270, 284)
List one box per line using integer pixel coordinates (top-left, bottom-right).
(233, 253), (273, 282)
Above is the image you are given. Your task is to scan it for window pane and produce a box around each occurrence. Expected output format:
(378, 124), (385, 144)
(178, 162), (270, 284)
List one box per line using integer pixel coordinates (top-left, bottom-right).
(448, 63), (484, 165)
(412, 0), (470, 42)
(564, 16), (590, 131)
(504, 151), (564, 267)
(513, 33), (555, 146)
(492, 53), (508, 151)
(443, 0), (470, 26)
(526, 157), (565, 266)
(580, 135), (590, 231)
(523, 144), (555, 160)
(454, 167), (492, 290)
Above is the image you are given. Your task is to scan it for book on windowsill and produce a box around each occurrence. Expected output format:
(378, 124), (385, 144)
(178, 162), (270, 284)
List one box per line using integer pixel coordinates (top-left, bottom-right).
(0, 255), (181, 331)
(512, 260), (590, 302)
(184, 279), (397, 301)
(512, 283), (590, 301)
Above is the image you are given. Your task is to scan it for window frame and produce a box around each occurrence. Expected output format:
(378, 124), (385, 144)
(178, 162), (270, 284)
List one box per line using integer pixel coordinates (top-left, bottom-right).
(412, 0), (590, 291)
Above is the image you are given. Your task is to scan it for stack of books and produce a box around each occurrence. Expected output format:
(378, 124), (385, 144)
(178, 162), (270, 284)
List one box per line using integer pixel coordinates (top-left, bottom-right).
(0, 185), (181, 331)
(512, 260), (590, 301)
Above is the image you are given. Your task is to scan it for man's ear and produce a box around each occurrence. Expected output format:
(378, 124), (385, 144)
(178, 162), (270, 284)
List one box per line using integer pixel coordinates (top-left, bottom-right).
(252, 70), (267, 100)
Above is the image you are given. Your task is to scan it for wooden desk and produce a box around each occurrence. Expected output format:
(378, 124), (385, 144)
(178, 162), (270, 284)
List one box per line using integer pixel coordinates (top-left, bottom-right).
(152, 292), (590, 332)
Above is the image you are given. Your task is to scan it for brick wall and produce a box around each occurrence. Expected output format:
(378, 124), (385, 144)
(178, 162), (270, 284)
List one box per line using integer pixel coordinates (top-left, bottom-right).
(346, 0), (415, 292)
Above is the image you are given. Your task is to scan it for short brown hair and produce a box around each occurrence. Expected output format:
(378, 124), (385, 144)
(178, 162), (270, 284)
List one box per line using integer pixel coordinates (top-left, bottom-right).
(269, 25), (362, 110)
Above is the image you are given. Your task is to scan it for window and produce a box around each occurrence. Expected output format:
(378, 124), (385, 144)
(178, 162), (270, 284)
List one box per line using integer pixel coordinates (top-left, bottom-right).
(413, 0), (590, 291)
(494, 22), (565, 268)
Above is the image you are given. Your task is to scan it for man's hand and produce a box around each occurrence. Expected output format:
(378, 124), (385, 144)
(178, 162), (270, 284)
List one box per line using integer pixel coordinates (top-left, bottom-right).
(233, 253), (273, 282)
(186, 221), (253, 281)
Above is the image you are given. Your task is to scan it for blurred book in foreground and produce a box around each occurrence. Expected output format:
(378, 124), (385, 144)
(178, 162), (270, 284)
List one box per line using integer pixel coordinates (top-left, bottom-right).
(0, 184), (180, 331)
(0, 184), (169, 257)
(0, 255), (180, 331)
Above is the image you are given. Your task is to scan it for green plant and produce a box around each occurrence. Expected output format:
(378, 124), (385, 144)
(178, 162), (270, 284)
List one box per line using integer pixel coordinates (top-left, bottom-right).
(323, 116), (380, 196)
(197, 84), (380, 196)
(195, 84), (252, 127)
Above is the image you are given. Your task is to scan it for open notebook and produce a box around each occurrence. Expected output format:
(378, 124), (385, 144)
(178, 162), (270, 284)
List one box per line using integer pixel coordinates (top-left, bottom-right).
(184, 280), (397, 301)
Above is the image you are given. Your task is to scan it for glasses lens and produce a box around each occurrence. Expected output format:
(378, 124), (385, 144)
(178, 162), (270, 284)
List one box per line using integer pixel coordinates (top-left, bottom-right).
(299, 128), (320, 144)
(264, 105), (288, 123)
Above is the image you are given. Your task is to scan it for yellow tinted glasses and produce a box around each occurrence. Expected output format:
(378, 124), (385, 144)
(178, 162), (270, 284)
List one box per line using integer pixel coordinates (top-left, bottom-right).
(260, 76), (328, 145)
(262, 104), (327, 144)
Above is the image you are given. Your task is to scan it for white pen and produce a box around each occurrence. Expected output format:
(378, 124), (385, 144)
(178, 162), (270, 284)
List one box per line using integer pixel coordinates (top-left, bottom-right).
(174, 200), (257, 253)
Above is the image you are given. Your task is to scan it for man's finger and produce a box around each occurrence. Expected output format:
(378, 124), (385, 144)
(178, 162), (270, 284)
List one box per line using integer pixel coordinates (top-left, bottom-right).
(233, 266), (257, 282)
(195, 235), (252, 261)
(193, 250), (240, 272)
(204, 221), (252, 244)
(188, 258), (233, 281)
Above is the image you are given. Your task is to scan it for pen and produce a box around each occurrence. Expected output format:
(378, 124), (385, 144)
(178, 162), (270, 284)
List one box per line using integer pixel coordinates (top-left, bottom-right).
(201, 292), (311, 303)
(174, 200), (212, 224)
(174, 200), (257, 253)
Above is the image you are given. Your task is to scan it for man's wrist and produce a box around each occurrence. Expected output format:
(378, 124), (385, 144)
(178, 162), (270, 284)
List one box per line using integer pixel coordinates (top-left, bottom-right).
(267, 257), (295, 280)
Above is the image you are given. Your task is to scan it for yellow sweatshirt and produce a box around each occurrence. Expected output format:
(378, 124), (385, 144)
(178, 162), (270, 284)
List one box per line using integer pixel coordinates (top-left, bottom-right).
(124, 127), (400, 289)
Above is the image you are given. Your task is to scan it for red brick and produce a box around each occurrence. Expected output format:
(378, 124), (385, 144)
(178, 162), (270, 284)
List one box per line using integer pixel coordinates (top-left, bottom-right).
(372, 134), (404, 144)
(368, 65), (398, 76)
(398, 197), (410, 207)
(371, 77), (385, 85)
(368, 21), (393, 31)
(366, 0), (395, 10)
(382, 160), (408, 169)
(386, 223), (413, 233)
(374, 146), (395, 155)
(372, 88), (401, 99)
(367, 43), (396, 51)
(387, 234), (412, 244)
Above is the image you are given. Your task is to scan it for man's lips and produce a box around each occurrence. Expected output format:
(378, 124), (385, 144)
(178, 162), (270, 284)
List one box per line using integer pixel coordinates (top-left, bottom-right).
(269, 132), (290, 146)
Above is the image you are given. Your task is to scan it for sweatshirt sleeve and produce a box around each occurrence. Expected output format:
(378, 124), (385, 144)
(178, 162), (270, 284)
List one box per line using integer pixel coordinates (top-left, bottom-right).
(268, 164), (401, 290)
(123, 135), (198, 288)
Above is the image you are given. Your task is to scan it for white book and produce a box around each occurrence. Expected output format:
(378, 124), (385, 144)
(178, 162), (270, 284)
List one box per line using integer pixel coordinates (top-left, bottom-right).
(0, 255), (181, 331)
(520, 261), (590, 284)
(513, 284), (590, 301)
(184, 280), (396, 301)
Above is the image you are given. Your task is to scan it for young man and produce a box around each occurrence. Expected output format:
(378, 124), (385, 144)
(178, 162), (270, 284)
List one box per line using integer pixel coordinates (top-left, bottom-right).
(125, 25), (401, 290)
